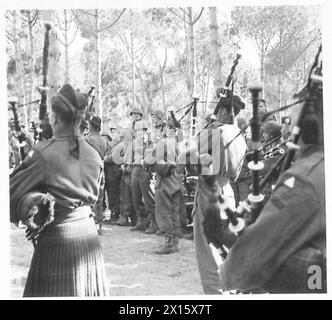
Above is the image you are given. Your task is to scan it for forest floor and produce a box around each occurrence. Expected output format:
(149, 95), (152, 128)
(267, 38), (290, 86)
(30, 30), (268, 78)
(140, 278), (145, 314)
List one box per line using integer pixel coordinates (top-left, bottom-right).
(10, 222), (203, 298)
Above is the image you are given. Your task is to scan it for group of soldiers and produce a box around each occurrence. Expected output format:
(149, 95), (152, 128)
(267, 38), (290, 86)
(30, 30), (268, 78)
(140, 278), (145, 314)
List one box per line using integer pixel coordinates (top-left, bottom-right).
(80, 106), (194, 255)
(8, 71), (326, 294)
(8, 96), (292, 251)
(8, 94), (292, 257)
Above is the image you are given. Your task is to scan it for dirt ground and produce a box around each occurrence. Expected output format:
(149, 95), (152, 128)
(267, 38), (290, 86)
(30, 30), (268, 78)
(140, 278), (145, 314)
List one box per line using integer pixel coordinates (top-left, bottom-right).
(10, 222), (204, 298)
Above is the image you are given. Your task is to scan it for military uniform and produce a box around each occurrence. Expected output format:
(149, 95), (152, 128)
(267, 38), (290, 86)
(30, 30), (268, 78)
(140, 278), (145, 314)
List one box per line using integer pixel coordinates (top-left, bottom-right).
(147, 134), (183, 253)
(86, 131), (108, 224)
(10, 135), (108, 297)
(193, 124), (247, 294)
(104, 139), (122, 223)
(8, 130), (21, 172)
(220, 145), (326, 293)
(130, 119), (155, 231)
(106, 137), (136, 226)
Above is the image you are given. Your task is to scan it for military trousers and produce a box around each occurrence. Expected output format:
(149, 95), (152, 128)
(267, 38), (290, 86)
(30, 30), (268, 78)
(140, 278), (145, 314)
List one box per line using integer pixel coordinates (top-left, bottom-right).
(104, 164), (122, 214)
(92, 170), (105, 223)
(131, 165), (155, 220)
(155, 186), (182, 238)
(193, 180), (235, 294)
(120, 172), (136, 222)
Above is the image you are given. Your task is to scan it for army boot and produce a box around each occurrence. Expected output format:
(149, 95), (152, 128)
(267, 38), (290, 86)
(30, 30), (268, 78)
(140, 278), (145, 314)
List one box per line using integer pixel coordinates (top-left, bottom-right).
(154, 236), (179, 255)
(116, 215), (130, 226)
(182, 232), (194, 240)
(109, 209), (120, 225)
(145, 219), (158, 234)
(155, 229), (166, 236)
(130, 216), (150, 232)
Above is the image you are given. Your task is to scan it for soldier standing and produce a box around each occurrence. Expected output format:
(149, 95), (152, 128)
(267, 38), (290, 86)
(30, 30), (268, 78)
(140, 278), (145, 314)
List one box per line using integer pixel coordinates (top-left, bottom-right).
(104, 127), (136, 226)
(103, 128), (122, 224)
(144, 119), (183, 253)
(219, 76), (325, 293)
(130, 107), (155, 232)
(86, 116), (108, 233)
(176, 122), (247, 294)
(10, 84), (109, 297)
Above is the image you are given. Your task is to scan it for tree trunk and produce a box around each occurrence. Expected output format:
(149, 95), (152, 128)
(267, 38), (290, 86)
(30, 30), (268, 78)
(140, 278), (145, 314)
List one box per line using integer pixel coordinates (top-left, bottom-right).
(204, 58), (211, 119)
(95, 9), (102, 121)
(64, 10), (69, 83)
(259, 40), (265, 97)
(130, 12), (136, 108)
(42, 10), (61, 106)
(183, 13), (190, 102)
(160, 72), (166, 111)
(159, 48), (167, 111)
(187, 8), (195, 98)
(209, 7), (222, 93)
(12, 11), (28, 128)
(183, 8), (196, 135)
(27, 11), (35, 124)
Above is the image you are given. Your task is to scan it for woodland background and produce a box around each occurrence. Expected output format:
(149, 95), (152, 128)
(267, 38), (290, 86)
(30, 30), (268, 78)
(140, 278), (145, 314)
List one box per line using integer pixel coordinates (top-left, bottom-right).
(6, 5), (321, 131)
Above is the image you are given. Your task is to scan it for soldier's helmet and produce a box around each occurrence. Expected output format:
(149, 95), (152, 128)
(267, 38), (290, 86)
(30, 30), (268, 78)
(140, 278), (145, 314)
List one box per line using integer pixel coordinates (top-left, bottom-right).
(151, 109), (165, 121)
(130, 106), (143, 116)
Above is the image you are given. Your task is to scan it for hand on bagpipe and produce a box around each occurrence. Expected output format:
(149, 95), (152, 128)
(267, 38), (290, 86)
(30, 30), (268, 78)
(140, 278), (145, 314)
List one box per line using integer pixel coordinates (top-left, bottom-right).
(167, 106), (181, 129)
(202, 180), (239, 251)
(20, 192), (55, 246)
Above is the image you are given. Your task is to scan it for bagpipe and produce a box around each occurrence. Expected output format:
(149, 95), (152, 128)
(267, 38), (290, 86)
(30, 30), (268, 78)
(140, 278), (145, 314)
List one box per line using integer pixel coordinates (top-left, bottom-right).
(167, 106), (182, 130)
(202, 44), (323, 262)
(172, 95), (200, 137)
(85, 85), (96, 122)
(244, 134), (287, 162)
(208, 53), (243, 126)
(30, 121), (39, 144)
(167, 54), (244, 137)
(173, 54), (246, 206)
(8, 97), (27, 161)
(259, 138), (287, 161)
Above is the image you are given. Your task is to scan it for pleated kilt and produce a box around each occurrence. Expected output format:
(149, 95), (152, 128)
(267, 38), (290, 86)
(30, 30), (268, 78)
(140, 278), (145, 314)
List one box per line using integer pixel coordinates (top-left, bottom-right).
(23, 206), (109, 297)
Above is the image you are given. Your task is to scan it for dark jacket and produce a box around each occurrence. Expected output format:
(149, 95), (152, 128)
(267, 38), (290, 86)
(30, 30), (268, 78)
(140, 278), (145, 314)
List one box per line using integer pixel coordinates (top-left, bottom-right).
(86, 132), (108, 159)
(220, 144), (325, 293)
(10, 136), (103, 223)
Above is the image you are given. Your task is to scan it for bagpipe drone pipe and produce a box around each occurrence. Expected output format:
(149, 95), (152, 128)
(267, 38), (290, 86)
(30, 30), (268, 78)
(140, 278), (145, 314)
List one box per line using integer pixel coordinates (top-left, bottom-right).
(8, 97), (28, 161)
(85, 85), (96, 122)
(207, 53), (244, 127)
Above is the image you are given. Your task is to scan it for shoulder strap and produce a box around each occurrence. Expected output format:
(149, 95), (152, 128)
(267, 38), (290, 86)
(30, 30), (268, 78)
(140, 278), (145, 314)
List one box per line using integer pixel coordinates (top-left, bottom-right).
(85, 137), (104, 161)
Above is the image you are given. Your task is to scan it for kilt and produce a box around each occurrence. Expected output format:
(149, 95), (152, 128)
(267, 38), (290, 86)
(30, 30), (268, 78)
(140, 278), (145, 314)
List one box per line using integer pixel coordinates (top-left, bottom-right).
(23, 207), (109, 297)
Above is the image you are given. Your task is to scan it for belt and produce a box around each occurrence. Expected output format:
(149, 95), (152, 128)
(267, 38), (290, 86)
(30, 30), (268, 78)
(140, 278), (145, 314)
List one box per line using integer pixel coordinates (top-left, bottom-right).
(54, 205), (92, 224)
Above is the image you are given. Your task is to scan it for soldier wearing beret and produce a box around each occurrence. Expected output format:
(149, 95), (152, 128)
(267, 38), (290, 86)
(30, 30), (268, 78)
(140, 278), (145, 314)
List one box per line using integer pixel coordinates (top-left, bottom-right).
(10, 84), (109, 297)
